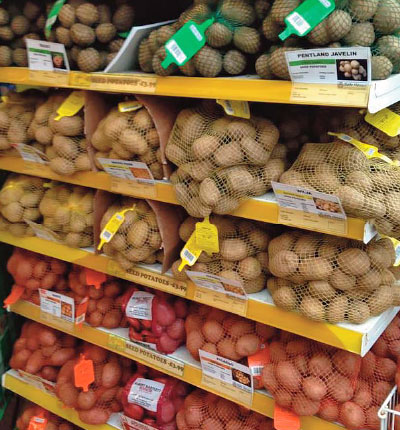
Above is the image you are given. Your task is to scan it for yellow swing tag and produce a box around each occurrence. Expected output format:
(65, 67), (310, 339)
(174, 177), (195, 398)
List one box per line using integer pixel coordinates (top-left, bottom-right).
(98, 206), (135, 251)
(55, 90), (85, 121)
(195, 216), (219, 256)
(118, 100), (143, 113)
(216, 99), (250, 119)
(178, 232), (203, 272)
(365, 108), (400, 137)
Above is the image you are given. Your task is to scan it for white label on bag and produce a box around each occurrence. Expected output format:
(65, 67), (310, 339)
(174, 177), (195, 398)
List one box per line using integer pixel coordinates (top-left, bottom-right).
(39, 289), (75, 323)
(125, 291), (154, 320)
(128, 378), (165, 412)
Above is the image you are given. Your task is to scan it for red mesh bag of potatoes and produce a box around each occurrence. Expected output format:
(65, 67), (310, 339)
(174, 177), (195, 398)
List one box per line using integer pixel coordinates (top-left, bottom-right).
(89, 94), (178, 181)
(99, 193), (183, 274)
(0, 174), (45, 237)
(176, 388), (274, 430)
(38, 182), (94, 248)
(10, 321), (78, 384)
(50, 1), (134, 72)
(16, 401), (79, 430)
(122, 370), (189, 430)
(279, 140), (400, 239)
(6, 247), (68, 306)
(166, 102), (285, 216)
(31, 92), (91, 176)
(120, 285), (187, 354)
(185, 303), (276, 361)
(171, 214), (270, 294)
(68, 265), (127, 329)
(261, 330), (397, 430)
(0, 91), (44, 155)
(55, 343), (133, 425)
(267, 229), (400, 324)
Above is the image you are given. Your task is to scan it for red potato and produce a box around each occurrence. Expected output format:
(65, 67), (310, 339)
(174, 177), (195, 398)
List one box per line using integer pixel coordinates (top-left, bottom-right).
(185, 405), (204, 427)
(309, 352), (332, 377)
(102, 362), (122, 388)
(302, 376), (327, 401)
(159, 399), (176, 424)
(361, 351), (376, 379)
(286, 340), (309, 356)
(26, 279), (41, 290)
(25, 350), (45, 374)
(33, 261), (47, 278)
(217, 338), (241, 361)
(383, 322), (400, 341)
(275, 361), (301, 391)
(294, 355), (308, 376)
(269, 341), (287, 362)
(78, 408), (111, 425)
(50, 348), (75, 366)
(376, 357), (397, 381)
(328, 375), (354, 402)
(26, 337), (40, 351)
(174, 299), (188, 318)
(365, 406), (380, 430)
(274, 390), (293, 409)
(157, 333), (181, 354)
(15, 260), (33, 281)
(185, 314), (203, 333)
(202, 417), (224, 430)
(332, 350), (360, 377)
(104, 281), (122, 298)
(372, 381), (391, 404)
(102, 310), (123, 328)
(83, 344), (108, 363)
(38, 328), (57, 346)
(40, 273), (58, 289)
(10, 348), (31, 369)
(186, 330), (204, 360)
(155, 301), (176, 327)
(202, 320), (224, 343)
(57, 359), (76, 384)
(40, 366), (58, 382)
(78, 390), (97, 410)
(13, 338), (27, 353)
(51, 259), (67, 274)
(372, 337), (390, 357)
(339, 402), (365, 430)
(57, 382), (79, 408)
(353, 384), (372, 409)
(388, 340), (400, 357)
(318, 399), (339, 422)
(229, 320), (253, 338)
(166, 318), (185, 340)
(292, 393), (320, 416)
(255, 323), (276, 340)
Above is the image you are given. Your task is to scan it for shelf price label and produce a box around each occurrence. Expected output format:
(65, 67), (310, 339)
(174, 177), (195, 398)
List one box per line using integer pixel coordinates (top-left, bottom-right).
(199, 350), (253, 407)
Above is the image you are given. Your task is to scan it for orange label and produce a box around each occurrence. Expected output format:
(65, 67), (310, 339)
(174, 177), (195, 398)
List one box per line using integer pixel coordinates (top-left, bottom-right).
(74, 355), (94, 392)
(28, 415), (47, 430)
(85, 268), (106, 289)
(75, 297), (89, 327)
(274, 405), (300, 430)
(3, 285), (25, 307)
(248, 344), (269, 380)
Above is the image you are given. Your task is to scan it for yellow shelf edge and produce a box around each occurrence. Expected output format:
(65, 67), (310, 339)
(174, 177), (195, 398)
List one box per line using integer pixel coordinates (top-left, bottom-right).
(0, 67), (368, 107)
(0, 157), (367, 240)
(1, 231), (388, 356)
(8, 301), (343, 430)
(3, 371), (114, 430)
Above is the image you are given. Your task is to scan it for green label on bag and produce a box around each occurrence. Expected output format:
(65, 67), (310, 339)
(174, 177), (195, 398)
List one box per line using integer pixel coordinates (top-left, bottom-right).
(45, 0), (66, 38)
(118, 31), (129, 38)
(279, 0), (335, 41)
(162, 18), (214, 69)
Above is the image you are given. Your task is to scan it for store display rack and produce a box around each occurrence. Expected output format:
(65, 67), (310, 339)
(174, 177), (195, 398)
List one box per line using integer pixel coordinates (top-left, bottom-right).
(2, 231), (397, 356)
(0, 157), (370, 241)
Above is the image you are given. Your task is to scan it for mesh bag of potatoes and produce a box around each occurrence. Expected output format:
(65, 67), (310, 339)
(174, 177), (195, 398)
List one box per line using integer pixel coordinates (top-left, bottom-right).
(0, 91), (45, 156)
(6, 247), (69, 307)
(68, 265), (127, 329)
(261, 331), (397, 429)
(0, 1), (47, 68)
(171, 215), (270, 294)
(166, 103), (285, 217)
(0, 174), (45, 237)
(38, 182), (94, 248)
(31, 92), (91, 176)
(139, 0), (263, 77)
(10, 320), (78, 384)
(16, 401), (80, 430)
(55, 342), (132, 425)
(100, 196), (164, 269)
(256, 0), (400, 81)
(177, 388), (274, 430)
(185, 303), (276, 361)
(267, 229), (400, 324)
(48, 0), (134, 72)
(280, 140), (400, 239)
(92, 103), (163, 179)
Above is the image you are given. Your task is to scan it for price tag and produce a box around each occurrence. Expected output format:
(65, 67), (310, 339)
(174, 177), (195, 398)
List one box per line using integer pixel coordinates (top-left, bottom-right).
(195, 217), (219, 255)
(279, 0), (335, 40)
(3, 285), (25, 308)
(121, 415), (155, 430)
(26, 39), (70, 72)
(108, 334), (127, 352)
(162, 18), (214, 68)
(127, 378), (165, 412)
(216, 100), (250, 119)
(118, 101), (143, 113)
(178, 232), (203, 272)
(75, 297), (88, 326)
(39, 289), (75, 323)
(55, 91), (85, 121)
(272, 181), (348, 236)
(188, 271), (248, 316)
(69, 72), (92, 88)
(28, 415), (47, 430)
(248, 345), (269, 388)
(11, 143), (48, 164)
(200, 350), (253, 407)
(98, 206), (136, 250)
(274, 405), (301, 430)
(85, 268), (107, 289)
(74, 355), (94, 392)
(365, 108), (400, 137)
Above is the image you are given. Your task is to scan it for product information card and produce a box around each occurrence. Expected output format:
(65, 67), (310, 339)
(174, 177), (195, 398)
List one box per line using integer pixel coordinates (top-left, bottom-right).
(286, 47), (371, 85)
(26, 39), (70, 72)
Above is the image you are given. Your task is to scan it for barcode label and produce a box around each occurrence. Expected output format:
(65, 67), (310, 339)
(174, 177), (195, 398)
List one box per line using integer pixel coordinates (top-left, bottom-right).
(166, 40), (187, 64)
(287, 12), (310, 35)
(250, 365), (264, 376)
(190, 24), (202, 41)
(183, 248), (196, 264)
(319, 0), (332, 7)
(101, 230), (112, 241)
